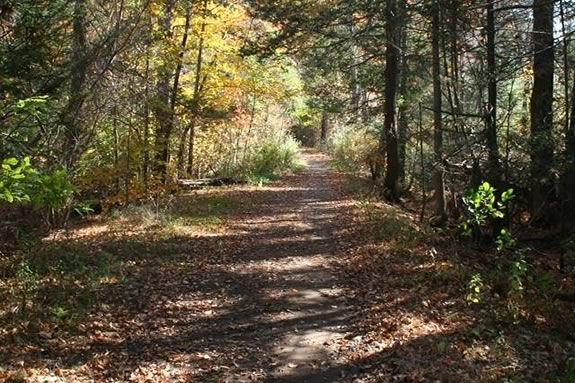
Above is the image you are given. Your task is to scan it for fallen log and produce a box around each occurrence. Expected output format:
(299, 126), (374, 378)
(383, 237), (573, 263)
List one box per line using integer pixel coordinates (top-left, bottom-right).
(177, 177), (243, 188)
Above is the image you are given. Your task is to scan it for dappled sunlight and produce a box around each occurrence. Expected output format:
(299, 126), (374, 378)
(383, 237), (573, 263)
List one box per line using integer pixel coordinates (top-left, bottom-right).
(0, 151), (360, 382)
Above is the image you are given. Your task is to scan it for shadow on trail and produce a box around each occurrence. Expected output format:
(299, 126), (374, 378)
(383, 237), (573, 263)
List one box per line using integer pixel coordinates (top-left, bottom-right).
(2, 151), (561, 382)
(1, 151), (355, 382)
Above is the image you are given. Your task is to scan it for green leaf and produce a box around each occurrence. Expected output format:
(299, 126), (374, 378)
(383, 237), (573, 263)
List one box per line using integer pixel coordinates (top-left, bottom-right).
(3, 158), (18, 166)
(3, 191), (14, 203)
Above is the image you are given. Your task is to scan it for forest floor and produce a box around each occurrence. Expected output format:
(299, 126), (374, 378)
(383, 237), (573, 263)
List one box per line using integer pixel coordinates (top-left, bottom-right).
(1, 150), (574, 382)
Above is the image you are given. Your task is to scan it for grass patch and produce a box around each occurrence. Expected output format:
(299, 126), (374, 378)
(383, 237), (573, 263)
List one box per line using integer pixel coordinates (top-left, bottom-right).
(357, 198), (428, 248)
(113, 194), (244, 232)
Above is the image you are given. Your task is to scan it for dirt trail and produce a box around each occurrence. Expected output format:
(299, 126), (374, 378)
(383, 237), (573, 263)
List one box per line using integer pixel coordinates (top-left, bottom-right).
(209, 149), (353, 382)
(3, 150), (358, 383)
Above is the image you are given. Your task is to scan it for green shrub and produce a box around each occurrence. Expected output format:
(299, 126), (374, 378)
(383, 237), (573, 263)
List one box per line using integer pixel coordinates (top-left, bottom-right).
(0, 157), (37, 203)
(466, 272), (484, 304)
(30, 169), (74, 210)
(0, 157), (75, 224)
(461, 181), (514, 244)
(328, 126), (378, 174)
(237, 135), (302, 181)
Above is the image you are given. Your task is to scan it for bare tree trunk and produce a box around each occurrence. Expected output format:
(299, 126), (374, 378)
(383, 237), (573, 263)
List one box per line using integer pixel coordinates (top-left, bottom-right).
(381, 0), (401, 202)
(320, 110), (330, 144)
(558, 0), (573, 227)
(153, 0), (192, 181)
(170, 0), (192, 116)
(530, 0), (555, 222)
(176, 127), (188, 178)
(431, 0), (446, 223)
(142, 25), (151, 193)
(397, 0), (408, 186)
(560, 0), (570, 138)
(560, 65), (575, 226)
(419, 103), (426, 223)
(486, 0), (501, 186)
(187, 118), (197, 176)
(349, 16), (361, 119)
(186, 0), (208, 177)
(153, 0), (176, 179)
(113, 108), (120, 192)
(63, 0), (88, 169)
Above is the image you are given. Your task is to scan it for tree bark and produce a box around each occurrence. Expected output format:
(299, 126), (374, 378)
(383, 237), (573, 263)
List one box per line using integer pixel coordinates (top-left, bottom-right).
(142, 18), (151, 192)
(186, 0), (208, 177)
(431, 0), (446, 223)
(529, 0), (555, 222)
(349, 15), (361, 119)
(320, 110), (330, 144)
(62, 0), (88, 170)
(153, 0), (177, 180)
(397, 0), (409, 185)
(486, 0), (501, 186)
(560, 65), (575, 226)
(381, 0), (401, 202)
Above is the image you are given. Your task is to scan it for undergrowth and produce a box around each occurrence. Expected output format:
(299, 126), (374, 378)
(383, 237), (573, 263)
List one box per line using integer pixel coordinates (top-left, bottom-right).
(342, 176), (575, 381)
(225, 135), (304, 185)
(328, 125), (378, 174)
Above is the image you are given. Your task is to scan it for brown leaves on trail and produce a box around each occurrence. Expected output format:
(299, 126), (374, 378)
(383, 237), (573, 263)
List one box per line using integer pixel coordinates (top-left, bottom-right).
(0, 152), (355, 383)
(2, 152), (574, 383)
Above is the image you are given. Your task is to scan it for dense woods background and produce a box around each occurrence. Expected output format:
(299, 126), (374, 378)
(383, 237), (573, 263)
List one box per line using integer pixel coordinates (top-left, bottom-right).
(3, 0), (575, 227)
(1, 0), (575, 381)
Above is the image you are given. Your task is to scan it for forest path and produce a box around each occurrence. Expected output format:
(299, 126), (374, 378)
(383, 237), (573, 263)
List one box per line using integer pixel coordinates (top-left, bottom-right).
(3, 150), (360, 383)
(206, 149), (354, 382)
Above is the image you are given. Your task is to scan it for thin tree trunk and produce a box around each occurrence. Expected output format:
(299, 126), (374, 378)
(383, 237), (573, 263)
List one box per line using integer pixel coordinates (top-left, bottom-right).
(153, 0), (176, 179)
(320, 110), (330, 144)
(63, 0), (88, 169)
(125, 130), (131, 204)
(397, 0), (409, 186)
(486, 0), (501, 186)
(560, 0), (570, 138)
(176, 127), (189, 178)
(431, 0), (446, 223)
(349, 15), (361, 119)
(113, 109), (120, 192)
(186, 0), (208, 177)
(244, 93), (257, 155)
(381, 0), (401, 202)
(560, 64), (575, 226)
(187, 118), (196, 176)
(142, 28), (151, 193)
(419, 103), (426, 223)
(530, 0), (555, 222)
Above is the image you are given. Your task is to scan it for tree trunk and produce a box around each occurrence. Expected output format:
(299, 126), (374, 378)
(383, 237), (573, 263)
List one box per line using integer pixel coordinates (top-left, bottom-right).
(176, 127), (189, 178)
(431, 0), (446, 223)
(320, 110), (330, 144)
(397, 0), (409, 185)
(142, 22), (151, 193)
(486, 0), (501, 186)
(153, 0), (176, 179)
(529, 0), (555, 222)
(187, 118), (196, 176)
(349, 15), (361, 119)
(560, 65), (575, 226)
(62, 0), (88, 170)
(381, 0), (401, 202)
(186, 0), (208, 177)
